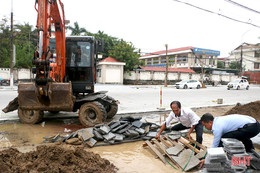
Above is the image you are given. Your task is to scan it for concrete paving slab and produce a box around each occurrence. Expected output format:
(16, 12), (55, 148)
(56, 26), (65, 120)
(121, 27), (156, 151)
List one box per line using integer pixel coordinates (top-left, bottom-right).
(117, 124), (132, 134)
(171, 149), (200, 172)
(132, 120), (143, 128)
(114, 134), (125, 141)
(125, 130), (139, 138)
(146, 132), (157, 138)
(85, 138), (97, 147)
(109, 121), (121, 129)
(111, 123), (128, 132)
(166, 143), (184, 156)
(93, 130), (104, 140)
(100, 125), (111, 134)
(79, 128), (94, 141)
(195, 149), (207, 159)
(103, 132), (116, 141)
(135, 128), (145, 134)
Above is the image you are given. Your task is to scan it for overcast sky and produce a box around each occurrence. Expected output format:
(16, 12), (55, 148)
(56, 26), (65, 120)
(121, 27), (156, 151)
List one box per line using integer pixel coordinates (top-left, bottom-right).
(1, 0), (260, 57)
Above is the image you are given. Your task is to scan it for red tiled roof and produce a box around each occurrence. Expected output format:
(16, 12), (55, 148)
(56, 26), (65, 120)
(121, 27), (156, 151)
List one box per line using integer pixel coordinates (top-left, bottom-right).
(100, 57), (123, 63)
(140, 66), (195, 73)
(142, 46), (194, 57)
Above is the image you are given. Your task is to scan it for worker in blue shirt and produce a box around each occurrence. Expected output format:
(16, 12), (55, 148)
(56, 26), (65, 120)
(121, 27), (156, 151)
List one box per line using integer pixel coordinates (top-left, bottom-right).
(200, 113), (259, 152)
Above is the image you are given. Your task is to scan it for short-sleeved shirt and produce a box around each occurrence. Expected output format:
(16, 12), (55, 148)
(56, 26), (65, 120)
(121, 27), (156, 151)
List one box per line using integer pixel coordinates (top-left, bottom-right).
(211, 114), (256, 148)
(165, 107), (200, 128)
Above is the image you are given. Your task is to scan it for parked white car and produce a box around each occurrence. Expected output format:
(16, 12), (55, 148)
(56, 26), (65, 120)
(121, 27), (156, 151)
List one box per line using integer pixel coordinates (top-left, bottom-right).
(227, 79), (249, 90)
(175, 79), (202, 89)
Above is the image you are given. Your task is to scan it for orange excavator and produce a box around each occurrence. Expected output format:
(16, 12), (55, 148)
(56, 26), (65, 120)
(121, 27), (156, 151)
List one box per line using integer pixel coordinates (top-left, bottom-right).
(3, 0), (118, 126)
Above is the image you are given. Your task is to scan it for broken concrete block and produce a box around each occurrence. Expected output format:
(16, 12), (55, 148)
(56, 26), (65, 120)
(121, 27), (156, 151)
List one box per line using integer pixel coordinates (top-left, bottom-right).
(85, 138), (97, 147)
(119, 116), (141, 122)
(146, 132), (157, 138)
(135, 128), (145, 134)
(117, 125), (132, 134)
(78, 128), (94, 141)
(125, 130), (139, 138)
(132, 120), (143, 128)
(100, 125), (111, 134)
(103, 132), (116, 141)
(114, 134), (125, 141)
(111, 123), (128, 132)
(93, 130), (103, 141)
(109, 121), (121, 129)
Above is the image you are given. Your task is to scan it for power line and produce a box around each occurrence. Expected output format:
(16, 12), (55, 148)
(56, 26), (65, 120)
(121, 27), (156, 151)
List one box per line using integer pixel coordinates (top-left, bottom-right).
(224, 0), (260, 15)
(172, 0), (260, 29)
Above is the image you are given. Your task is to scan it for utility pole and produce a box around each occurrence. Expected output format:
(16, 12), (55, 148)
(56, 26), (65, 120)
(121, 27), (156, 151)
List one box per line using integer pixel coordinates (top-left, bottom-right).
(10, 0), (14, 89)
(164, 44), (168, 87)
(240, 43), (243, 75)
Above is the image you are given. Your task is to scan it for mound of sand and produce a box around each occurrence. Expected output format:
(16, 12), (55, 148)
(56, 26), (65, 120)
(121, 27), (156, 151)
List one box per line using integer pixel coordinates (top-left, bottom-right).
(0, 145), (117, 173)
(224, 101), (260, 121)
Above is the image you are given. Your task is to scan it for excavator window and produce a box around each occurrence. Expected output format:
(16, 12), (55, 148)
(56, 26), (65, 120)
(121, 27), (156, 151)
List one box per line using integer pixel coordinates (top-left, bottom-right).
(66, 42), (91, 68)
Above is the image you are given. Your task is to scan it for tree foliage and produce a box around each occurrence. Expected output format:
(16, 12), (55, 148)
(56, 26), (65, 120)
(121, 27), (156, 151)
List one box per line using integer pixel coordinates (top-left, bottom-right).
(0, 18), (36, 68)
(66, 22), (87, 36)
(217, 60), (225, 69)
(229, 61), (241, 69)
(108, 39), (141, 71)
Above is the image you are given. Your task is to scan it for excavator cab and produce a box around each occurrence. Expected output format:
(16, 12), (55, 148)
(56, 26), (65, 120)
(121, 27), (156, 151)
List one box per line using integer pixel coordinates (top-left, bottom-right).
(65, 36), (96, 94)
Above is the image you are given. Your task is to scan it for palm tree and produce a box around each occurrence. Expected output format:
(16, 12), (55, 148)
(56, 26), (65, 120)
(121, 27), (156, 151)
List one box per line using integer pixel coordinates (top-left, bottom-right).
(66, 22), (87, 36)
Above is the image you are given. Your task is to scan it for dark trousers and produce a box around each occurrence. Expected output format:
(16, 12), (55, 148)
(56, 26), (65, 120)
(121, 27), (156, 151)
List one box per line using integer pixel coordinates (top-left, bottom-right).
(171, 121), (203, 144)
(218, 121), (260, 152)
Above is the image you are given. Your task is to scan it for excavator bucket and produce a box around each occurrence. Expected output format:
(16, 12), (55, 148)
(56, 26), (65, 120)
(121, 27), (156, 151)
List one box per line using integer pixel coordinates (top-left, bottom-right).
(18, 82), (75, 111)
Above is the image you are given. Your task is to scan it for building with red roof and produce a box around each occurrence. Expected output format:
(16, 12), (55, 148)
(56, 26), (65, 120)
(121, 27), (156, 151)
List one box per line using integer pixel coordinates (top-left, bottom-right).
(140, 46), (220, 73)
(97, 57), (126, 84)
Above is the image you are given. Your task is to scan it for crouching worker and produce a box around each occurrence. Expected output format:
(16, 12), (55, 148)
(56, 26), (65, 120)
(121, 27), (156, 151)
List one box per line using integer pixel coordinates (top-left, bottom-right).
(201, 113), (260, 152)
(155, 101), (203, 144)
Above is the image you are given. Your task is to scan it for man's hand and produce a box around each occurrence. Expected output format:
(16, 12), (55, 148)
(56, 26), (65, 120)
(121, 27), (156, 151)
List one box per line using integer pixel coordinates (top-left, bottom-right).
(199, 159), (205, 169)
(155, 133), (160, 140)
(187, 133), (192, 140)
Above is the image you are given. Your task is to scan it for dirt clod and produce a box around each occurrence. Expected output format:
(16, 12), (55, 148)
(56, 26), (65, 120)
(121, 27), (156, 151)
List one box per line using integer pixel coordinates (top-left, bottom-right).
(224, 101), (260, 121)
(0, 145), (117, 173)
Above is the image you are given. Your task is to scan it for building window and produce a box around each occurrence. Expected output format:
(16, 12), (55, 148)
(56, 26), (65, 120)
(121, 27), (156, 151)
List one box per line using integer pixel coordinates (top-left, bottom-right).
(160, 57), (166, 64)
(97, 69), (101, 77)
(147, 59), (152, 65)
(153, 57), (159, 64)
(255, 51), (260, 58)
(254, 62), (260, 69)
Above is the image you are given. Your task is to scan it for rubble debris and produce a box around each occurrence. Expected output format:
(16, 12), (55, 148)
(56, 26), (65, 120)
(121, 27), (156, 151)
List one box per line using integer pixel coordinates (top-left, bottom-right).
(43, 116), (160, 147)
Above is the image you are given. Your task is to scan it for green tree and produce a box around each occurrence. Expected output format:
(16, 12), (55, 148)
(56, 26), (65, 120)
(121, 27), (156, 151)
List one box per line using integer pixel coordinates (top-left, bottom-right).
(0, 18), (11, 67)
(108, 40), (140, 71)
(0, 18), (36, 68)
(87, 30), (117, 58)
(229, 61), (241, 69)
(217, 60), (225, 69)
(66, 22), (87, 35)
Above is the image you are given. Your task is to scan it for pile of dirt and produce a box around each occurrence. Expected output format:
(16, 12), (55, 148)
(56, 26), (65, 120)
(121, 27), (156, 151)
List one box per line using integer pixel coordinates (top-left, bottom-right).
(0, 145), (117, 173)
(224, 101), (260, 121)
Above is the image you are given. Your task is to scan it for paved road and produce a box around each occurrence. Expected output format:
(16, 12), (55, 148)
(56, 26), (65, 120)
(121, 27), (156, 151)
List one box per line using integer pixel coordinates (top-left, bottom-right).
(0, 84), (260, 120)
